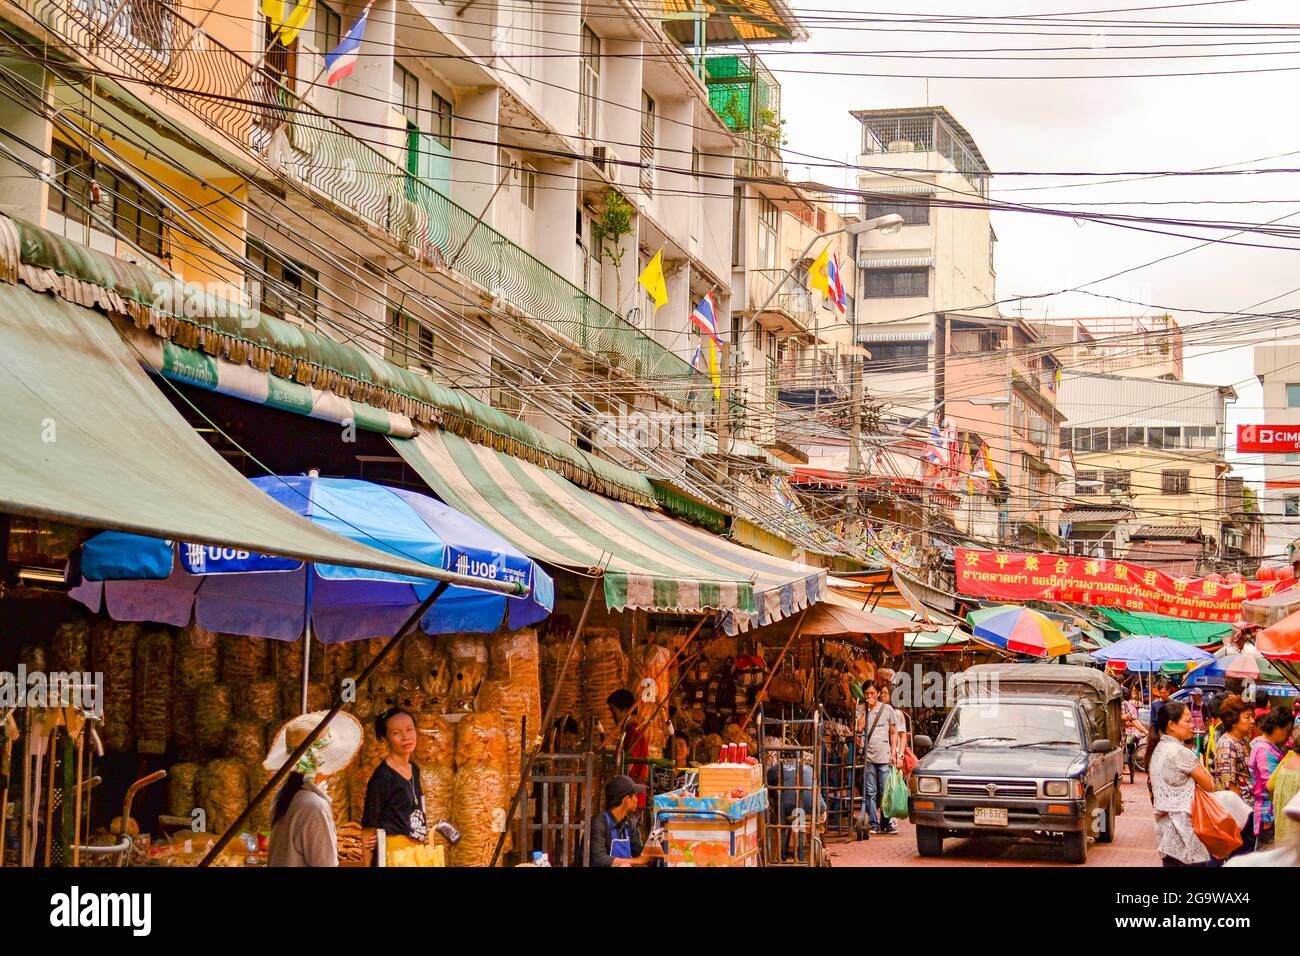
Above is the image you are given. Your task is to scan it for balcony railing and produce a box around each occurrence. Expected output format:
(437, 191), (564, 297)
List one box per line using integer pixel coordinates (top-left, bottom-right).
(26, 0), (708, 407)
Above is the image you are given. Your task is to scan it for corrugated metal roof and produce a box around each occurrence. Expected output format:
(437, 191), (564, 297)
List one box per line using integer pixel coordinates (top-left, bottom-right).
(1132, 525), (1204, 540)
(1123, 541), (1203, 576)
(858, 255), (936, 269)
(1062, 508), (1133, 523)
(1057, 372), (1228, 428)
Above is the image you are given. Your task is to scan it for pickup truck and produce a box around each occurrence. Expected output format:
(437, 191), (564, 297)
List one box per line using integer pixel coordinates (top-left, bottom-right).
(907, 663), (1126, 864)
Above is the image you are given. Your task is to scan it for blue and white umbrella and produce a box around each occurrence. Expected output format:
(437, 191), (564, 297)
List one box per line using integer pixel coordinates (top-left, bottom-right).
(68, 475), (554, 644)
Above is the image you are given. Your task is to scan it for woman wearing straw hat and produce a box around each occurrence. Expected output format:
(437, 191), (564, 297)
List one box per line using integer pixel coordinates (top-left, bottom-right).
(264, 711), (363, 867)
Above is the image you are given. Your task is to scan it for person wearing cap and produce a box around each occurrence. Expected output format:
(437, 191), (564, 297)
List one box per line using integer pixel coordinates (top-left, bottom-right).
(588, 774), (660, 867)
(264, 710), (363, 867)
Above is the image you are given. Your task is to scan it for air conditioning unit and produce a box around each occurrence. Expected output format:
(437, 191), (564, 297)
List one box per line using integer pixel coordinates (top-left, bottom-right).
(591, 145), (622, 181)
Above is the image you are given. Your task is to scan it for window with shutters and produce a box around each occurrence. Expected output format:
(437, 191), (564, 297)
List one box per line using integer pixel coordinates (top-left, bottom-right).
(640, 93), (656, 194)
(1161, 469), (1190, 495)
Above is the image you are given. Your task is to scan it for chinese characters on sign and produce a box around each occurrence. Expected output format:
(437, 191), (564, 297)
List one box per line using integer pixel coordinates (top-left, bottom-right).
(954, 549), (1284, 623)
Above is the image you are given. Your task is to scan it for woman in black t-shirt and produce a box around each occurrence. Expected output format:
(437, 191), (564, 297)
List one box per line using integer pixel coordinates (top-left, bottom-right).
(362, 708), (429, 864)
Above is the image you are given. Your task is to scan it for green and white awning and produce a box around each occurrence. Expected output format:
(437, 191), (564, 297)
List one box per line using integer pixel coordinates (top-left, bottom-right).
(392, 430), (826, 632)
(122, 326), (415, 437)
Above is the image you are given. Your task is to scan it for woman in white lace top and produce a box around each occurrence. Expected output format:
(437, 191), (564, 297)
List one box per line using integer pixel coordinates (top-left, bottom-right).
(1145, 700), (1219, 867)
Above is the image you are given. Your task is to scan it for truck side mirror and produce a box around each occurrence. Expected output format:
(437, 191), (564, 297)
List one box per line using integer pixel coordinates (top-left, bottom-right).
(1089, 739), (1111, 754)
(914, 735), (933, 755)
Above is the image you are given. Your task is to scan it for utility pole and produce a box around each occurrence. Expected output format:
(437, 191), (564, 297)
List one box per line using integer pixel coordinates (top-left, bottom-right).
(1000, 371), (1013, 545)
(848, 231), (863, 524)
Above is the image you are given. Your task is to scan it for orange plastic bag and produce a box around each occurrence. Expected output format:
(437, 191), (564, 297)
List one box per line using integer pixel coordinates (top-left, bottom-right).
(1191, 788), (1243, 860)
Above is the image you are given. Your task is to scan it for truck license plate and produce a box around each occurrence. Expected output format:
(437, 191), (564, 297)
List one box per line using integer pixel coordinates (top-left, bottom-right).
(974, 807), (1007, 827)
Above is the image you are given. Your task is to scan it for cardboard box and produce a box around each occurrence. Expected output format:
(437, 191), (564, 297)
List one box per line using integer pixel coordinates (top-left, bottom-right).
(662, 813), (760, 867)
(698, 762), (763, 798)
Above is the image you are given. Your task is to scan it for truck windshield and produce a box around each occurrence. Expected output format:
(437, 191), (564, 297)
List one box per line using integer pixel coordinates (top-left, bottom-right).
(938, 702), (1083, 748)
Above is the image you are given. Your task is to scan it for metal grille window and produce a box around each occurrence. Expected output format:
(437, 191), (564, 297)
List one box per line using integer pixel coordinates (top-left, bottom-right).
(867, 342), (928, 372)
(578, 24), (600, 138)
(1075, 470), (1101, 493)
(640, 93), (656, 194)
(247, 237), (319, 324)
(1103, 470), (1131, 493)
(47, 140), (165, 257)
(1161, 469), (1190, 495)
(865, 267), (928, 298)
(386, 307), (434, 371)
(866, 199), (929, 225)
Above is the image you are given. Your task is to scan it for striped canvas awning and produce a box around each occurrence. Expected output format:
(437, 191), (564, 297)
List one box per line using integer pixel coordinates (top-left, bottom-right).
(860, 184), (938, 195)
(856, 328), (934, 343)
(392, 430), (826, 632)
(857, 255), (936, 269)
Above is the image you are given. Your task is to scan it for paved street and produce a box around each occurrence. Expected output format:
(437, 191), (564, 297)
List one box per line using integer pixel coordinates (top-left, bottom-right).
(827, 774), (1160, 867)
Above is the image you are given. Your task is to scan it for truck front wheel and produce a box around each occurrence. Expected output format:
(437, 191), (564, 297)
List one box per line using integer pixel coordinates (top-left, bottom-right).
(916, 826), (944, 858)
(1063, 826), (1089, 863)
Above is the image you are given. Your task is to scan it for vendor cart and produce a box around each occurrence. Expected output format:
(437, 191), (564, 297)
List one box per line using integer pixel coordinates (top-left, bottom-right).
(757, 710), (826, 867)
(652, 788), (766, 867)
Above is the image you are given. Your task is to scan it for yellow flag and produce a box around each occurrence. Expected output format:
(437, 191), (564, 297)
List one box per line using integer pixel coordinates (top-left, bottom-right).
(638, 249), (668, 310)
(262, 0), (315, 45)
(808, 244), (831, 297)
(707, 339), (722, 401)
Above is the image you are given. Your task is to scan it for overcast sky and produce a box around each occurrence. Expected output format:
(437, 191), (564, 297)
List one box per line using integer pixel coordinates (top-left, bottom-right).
(765, 0), (1300, 483)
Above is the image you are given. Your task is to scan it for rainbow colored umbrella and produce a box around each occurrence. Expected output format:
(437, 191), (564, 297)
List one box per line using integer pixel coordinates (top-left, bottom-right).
(1090, 635), (1214, 673)
(967, 606), (1072, 657)
(1187, 652), (1287, 684)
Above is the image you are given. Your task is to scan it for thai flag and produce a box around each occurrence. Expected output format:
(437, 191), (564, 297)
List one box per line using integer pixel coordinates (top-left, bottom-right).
(827, 253), (846, 314)
(690, 291), (724, 345)
(325, 2), (373, 87)
(924, 423), (948, 467)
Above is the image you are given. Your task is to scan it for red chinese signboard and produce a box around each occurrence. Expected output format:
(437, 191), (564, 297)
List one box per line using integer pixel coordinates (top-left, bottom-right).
(1236, 424), (1300, 454)
(954, 549), (1289, 623)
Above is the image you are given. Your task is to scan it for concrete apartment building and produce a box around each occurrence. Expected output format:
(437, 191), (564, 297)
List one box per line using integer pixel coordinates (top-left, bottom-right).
(849, 106), (1062, 546)
(1034, 315), (1184, 382)
(0, 0), (814, 483)
(1057, 372), (1238, 567)
(1252, 343), (1300, 563)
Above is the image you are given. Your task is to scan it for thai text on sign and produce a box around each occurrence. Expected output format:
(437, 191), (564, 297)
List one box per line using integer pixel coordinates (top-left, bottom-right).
(954, 549), (1287, 623)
